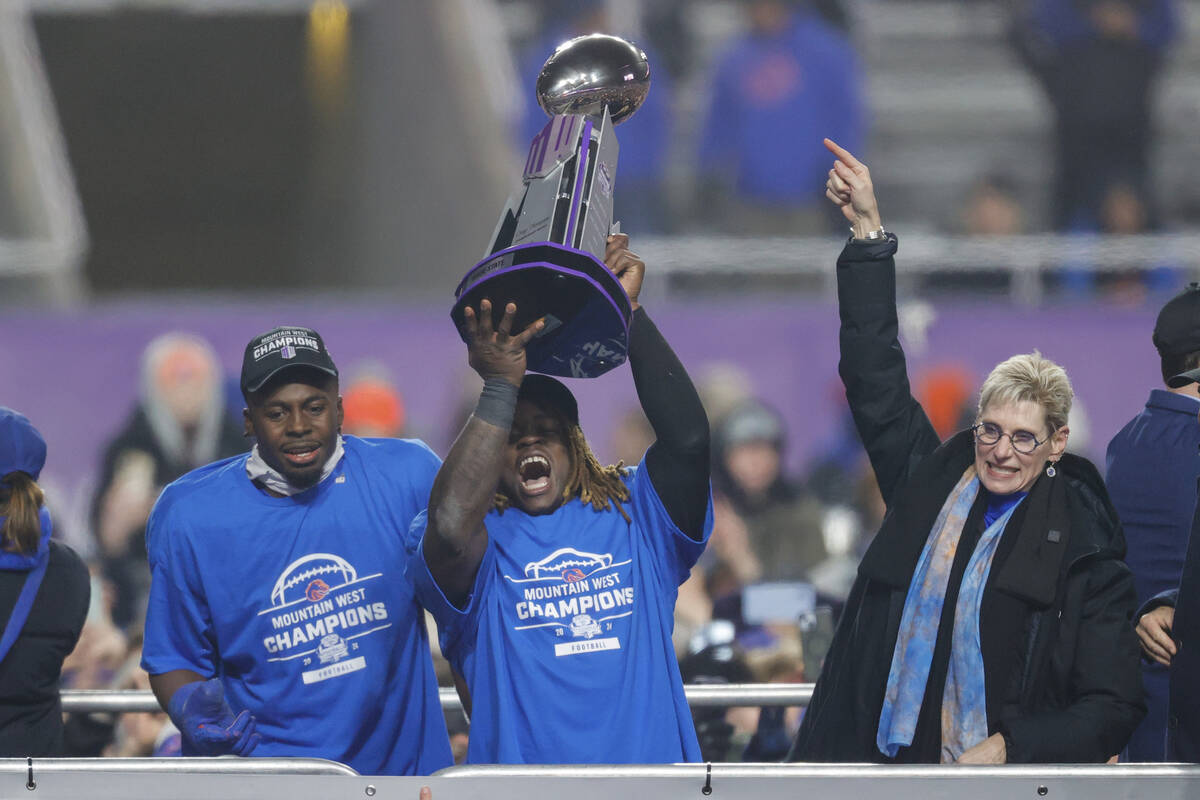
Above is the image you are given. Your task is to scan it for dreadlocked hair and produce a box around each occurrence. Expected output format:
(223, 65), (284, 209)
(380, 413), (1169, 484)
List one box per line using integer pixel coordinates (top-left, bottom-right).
(1, 471), (45, 555)
(493, 424), (632, 522)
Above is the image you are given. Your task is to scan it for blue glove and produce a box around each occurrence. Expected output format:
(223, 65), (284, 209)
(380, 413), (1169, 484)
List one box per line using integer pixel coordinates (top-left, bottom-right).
(167, 678), (261, 757)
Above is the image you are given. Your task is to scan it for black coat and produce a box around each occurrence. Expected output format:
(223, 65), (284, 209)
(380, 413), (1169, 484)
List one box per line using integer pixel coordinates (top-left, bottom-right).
(0, 540), (90, 757)
(1166, 482), (1200, 761)
(789, 237), (1144, 763)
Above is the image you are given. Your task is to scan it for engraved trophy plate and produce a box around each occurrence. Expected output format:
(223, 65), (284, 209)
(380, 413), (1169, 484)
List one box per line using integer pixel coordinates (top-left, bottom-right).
(451, 33), (650, 379)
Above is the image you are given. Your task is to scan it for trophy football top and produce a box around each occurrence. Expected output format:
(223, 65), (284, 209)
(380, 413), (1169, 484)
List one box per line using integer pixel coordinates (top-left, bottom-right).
(535, 33), (650, 124)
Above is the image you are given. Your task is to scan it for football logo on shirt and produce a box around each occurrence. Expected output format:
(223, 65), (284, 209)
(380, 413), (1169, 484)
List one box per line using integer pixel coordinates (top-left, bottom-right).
(259, 552), (392, 684)
(505, 547), (635, 656)
(270, 553), (357, 606)
(523, 547), (613, 581)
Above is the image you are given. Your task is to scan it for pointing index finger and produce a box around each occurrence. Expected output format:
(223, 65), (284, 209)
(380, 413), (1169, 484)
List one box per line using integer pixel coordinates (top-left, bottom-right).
(824, 137), (864, 171)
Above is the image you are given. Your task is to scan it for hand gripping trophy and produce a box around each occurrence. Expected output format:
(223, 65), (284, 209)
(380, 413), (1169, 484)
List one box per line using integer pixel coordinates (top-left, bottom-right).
(451, 33), (650, 379)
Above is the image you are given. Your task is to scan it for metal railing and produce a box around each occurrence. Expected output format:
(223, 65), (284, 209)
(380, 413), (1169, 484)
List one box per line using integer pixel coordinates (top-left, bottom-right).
(636, 231), (1200, 305)
(0, 757), (358, 775)
(60, 683), (816, 715)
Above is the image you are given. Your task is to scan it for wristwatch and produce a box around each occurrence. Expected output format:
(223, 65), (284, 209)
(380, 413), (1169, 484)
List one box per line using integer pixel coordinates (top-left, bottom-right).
(850, 224), (887, 241)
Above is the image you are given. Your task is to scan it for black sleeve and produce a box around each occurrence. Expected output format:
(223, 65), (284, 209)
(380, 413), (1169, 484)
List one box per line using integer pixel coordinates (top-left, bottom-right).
(628, 307), (710, 540)
(836, 234), (943, 506)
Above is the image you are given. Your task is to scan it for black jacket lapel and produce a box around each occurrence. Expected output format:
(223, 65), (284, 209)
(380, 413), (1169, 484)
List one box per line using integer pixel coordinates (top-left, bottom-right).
(992, 465), (1071, 608)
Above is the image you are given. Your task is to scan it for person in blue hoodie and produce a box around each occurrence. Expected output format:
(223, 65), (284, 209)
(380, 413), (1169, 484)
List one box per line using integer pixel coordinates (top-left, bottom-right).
(697, 0), (865, 234)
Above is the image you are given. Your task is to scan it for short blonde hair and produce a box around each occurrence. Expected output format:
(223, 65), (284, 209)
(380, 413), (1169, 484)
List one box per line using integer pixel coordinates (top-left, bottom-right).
(977, 351), (1074, 433)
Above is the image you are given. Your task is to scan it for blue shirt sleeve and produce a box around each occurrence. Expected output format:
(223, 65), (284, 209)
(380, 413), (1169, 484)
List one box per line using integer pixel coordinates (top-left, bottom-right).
(627, 458), (713, 587)
(394, 438), (442, 533)
(404, 510), (495, 661)
(140, 493), (218, 678)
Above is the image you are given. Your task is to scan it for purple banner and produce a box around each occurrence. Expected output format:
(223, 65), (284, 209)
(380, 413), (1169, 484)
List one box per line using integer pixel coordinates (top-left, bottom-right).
(0, 297), (1161, 543)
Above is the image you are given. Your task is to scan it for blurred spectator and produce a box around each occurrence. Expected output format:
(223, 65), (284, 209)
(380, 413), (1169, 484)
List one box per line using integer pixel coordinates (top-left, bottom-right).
(743, 639), (807, 761)
(711, 400), (828, 585)
(679, 620), (757, 762)
(342, 369), (407, 438)
(59, 595), (130, 757)
(962, 174), (1026, 237)
(804, 390), (868, 509)
(519, 0), (675, 233)
(1012, 0), (1179, 231)
(915, 364), (976, 439)
(446, 710), (470, 766)
(102, 644), (180, 758)
(921, 175), (1027, 295)
(696, 361), (755, 425)
(0, 408), (91, 758)
(696, 0), (865, 235)
(609, 406), (655, 468)
(91, 332), (245, 630)
(1055, 177), (1183, 301)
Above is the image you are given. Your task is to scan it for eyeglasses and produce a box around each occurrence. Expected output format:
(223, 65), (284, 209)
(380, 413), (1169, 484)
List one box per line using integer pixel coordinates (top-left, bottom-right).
(972, 422), (1047, 455)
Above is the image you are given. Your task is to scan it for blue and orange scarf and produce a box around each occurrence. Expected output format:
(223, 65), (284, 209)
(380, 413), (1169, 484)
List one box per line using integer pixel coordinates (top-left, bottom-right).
(876, 466), (1026, 762)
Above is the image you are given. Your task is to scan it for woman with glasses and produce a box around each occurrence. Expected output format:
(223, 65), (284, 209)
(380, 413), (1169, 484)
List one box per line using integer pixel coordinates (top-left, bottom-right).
(789, 140), (1144, 764)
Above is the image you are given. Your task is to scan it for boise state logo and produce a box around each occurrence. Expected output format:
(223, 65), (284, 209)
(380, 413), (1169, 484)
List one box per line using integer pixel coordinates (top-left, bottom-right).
(523, 548), (613, 581)
(270, 553), (357, 607)
(306, 579), (330, 602)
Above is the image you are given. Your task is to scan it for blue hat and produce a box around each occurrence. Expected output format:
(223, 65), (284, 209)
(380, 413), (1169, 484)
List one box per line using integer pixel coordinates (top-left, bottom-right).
(0, 407), (47, 482)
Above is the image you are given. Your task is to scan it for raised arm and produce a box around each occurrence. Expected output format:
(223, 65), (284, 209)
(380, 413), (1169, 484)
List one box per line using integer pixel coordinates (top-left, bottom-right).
(824, 138), (941, 504)
(423, 301), (543, 606)
(608, 234), (710, 541)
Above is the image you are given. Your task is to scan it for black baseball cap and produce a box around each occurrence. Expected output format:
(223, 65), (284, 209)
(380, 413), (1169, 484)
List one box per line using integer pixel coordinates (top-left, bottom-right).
(518, 374), (579, 426)
(1169, 367), (1200, 389)
(1153, 283), (1200, 358)
(241, 325), (339, 395)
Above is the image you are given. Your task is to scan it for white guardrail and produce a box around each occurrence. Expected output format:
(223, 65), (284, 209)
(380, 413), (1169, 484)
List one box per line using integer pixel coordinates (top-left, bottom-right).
(5, 759), (1200, 800)
(60, 683), (816, 714)
(636, 232), (1200, 305)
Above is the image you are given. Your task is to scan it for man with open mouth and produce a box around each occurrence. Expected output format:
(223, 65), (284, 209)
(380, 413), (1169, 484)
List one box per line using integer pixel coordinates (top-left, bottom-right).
(140, 325), (451, 775)
(409, 233), (713, 764)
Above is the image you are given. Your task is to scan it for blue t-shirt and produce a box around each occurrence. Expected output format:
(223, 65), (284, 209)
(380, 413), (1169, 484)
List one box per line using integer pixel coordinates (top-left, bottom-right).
(407, 459), (712, 764)
(141, 436), (452, 776)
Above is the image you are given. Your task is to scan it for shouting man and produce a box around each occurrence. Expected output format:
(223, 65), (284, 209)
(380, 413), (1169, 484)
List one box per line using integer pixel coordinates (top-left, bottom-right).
(409, 234), (712, 763)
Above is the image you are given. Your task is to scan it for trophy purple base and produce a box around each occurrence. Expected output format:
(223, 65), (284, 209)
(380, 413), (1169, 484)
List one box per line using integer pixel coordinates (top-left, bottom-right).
(451, 242), (632, 379)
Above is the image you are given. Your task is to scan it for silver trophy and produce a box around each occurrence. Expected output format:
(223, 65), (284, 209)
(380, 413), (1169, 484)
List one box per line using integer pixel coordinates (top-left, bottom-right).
(451, 33), (650, 379)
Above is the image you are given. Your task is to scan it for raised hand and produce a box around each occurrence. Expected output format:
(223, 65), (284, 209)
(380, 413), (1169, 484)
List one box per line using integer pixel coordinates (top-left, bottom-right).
(605, 233), (645, 311)
(462, 299), (544, 386)
(823, 137), (883, 238)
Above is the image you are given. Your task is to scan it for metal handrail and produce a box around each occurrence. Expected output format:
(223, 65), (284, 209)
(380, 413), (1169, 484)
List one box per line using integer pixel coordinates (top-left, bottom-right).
(433, 762), (1200, 778)
(60, 683), (815, 715)
(0, 757), (358, 775)
(637, 232), (1200, 275)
